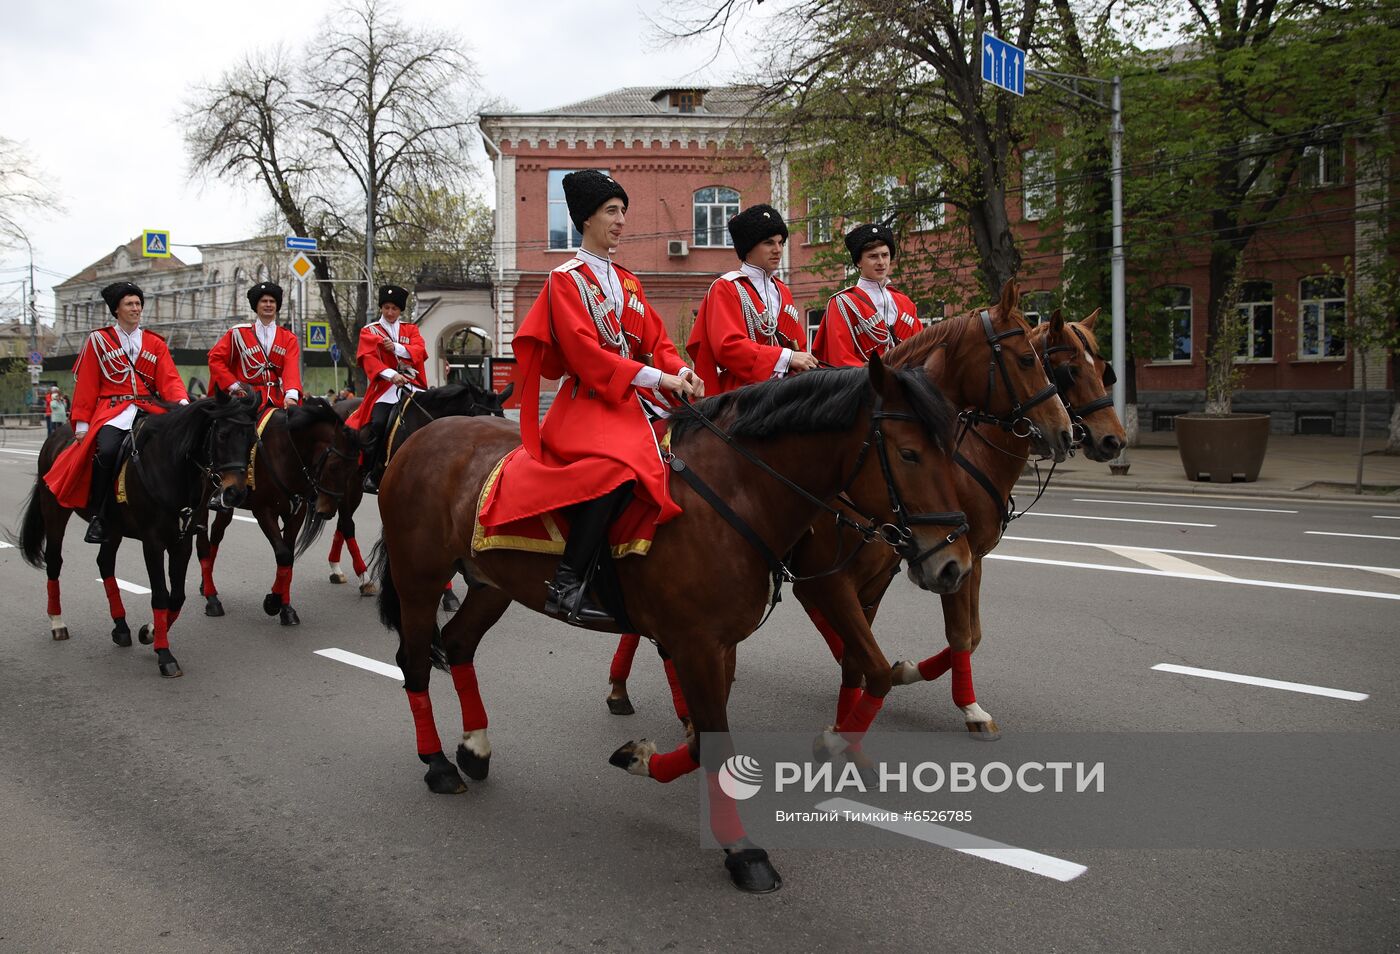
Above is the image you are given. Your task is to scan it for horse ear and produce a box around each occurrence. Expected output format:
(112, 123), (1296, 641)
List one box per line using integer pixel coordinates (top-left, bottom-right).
(1081, 308), (1101, 331)
(1050, 308), (1065, 333)
(867, 351), (887, 391)
(999, 279), (1019, 313)
(498, 381), (515, 402)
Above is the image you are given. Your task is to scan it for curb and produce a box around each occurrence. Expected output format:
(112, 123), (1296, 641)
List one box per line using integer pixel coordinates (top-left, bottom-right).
(1014, 475), (1400, 505)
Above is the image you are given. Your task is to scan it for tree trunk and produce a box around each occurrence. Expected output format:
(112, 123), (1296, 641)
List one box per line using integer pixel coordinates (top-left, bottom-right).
(967, 189), (1021, 298)
(1356, 350), (1368, 493)
(1203, 238), (1244, 415)
(1389, 355), (1400, 454)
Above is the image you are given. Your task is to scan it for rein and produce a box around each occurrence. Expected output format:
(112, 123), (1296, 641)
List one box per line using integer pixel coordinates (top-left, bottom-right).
(128, 406), (250, 538)
(253, 409), (353, 511)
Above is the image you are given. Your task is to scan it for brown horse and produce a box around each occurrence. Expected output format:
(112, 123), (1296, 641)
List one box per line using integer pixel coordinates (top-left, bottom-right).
(793, 308), (1124, 740)
(607, 281), (1075, 730)
(374, 358), (973, 892)
(16, 394), (258, 677)
(194, 397), (360, 625)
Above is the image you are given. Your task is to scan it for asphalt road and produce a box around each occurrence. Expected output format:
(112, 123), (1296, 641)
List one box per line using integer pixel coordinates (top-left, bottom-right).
(1, 429), (1397, 954)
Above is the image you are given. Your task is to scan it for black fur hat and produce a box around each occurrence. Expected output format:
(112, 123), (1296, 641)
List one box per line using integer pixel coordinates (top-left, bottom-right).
(378, 284), (409, 310)
(844, 222), (897, 266)
(563, 170), (629, 232)
(246, 281), (283, 312)
(728, 204), (788, 261)
(100, 281), (144, 315)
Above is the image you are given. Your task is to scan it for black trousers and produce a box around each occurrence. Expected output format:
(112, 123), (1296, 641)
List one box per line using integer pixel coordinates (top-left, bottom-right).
(560, 481), (634, 577)
(361, 401), (396, 474)
(88, 424), (126, 512)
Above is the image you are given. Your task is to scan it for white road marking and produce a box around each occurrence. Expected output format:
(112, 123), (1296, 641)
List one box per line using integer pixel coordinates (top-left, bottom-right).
(315, 648), (402, 680)
(1099, 546), (1233, 579)
(94, 578), (151, 595)
(232, 515), (259, 523)
(1304, 530), (1400, 542)
(1373, 515), (1400, 520)
(1019, 512), (1215, 528)
(815, 798), (1087, 882)
(0, 541), (12, 549)
(1151, 664), (1368, 701)
(1004, 536), (1400, 576)
(1071, 497), (1296, 514)
(986, 553), (1400, 602)
(0, 447), (39, 456)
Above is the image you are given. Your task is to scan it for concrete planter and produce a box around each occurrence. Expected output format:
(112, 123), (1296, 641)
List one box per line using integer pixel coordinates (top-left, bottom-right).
(1175, 413), (1271, 483)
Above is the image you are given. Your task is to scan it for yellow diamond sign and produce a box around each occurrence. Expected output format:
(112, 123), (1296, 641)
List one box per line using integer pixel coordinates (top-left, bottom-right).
(289, 251), (314, 281)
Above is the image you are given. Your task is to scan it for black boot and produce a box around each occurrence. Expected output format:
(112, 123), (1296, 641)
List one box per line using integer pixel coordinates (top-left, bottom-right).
(544, 563), (614, 625)
(83, 459), (116, 544)
(543, 484), (631, 626)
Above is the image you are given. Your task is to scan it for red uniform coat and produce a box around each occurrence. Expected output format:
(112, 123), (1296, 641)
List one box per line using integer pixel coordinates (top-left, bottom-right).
(686, 271), (807, 394)
(479, 258), (689, 527)
(44, 327), (188, 509)
(345, 319), (428, 429)
(207, 322), (303, 408)
(812, 285), (922, 367)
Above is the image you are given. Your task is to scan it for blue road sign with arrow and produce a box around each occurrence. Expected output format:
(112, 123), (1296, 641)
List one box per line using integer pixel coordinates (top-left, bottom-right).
(981, 33), (1026, 97)
(286, 236), (318, 251)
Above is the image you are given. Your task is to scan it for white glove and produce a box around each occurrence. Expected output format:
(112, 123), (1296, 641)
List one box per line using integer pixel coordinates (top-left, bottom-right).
(179, 399), (189, 406)
(75, 422), (89, 437)
(284, 390), (300, 405)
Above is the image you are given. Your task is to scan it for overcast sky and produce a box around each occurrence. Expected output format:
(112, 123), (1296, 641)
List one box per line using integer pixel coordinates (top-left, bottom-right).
(0, 0), (757, 324)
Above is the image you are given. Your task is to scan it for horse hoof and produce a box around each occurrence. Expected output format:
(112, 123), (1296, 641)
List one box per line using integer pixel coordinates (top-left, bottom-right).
(966, 720), (1001, 741)
(811, 728), (846, 763)
(204, 596), (224, 618)
(423, 754), (467, 794)
(52, 627), (71, 642)
(441, 591), (461, 613)
(279, 606), (301, 627)
(137, 624), (153, 645)
(456, 743), (491, 782)
(111, 620), (131, 647)
(358, 581), (378, 597)
(724, 848), (782, 894)
(156, 650), (183, 679)
(606, 695), (635, 716)
(329, 572), (347, 584)
(262, 593), (282, 616)
(608, 739), (657, 777)
(890, 660), (923, 686)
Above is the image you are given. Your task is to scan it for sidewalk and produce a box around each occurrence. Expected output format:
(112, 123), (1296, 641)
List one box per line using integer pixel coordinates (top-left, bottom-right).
(1017, 433), (1400, 503)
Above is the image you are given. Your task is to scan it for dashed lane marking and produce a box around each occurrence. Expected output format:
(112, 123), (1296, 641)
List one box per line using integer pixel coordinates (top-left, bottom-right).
(1098, 546), (1234, 579)
(1374, 515), (1400, 520)
(0, 447), (40, 456)
(1018, 512), (1215, 528)
(232, 515), (259, 523)
(1152, 663), (1368, 701)
(94, 578), (151, 594)
(1003, 536), (1400, 576)
(1071, 497), (1296, 514)
(1304, 530), (1400, 542)
(314, 648), (402, 680)
(815, 798), (1087, 882)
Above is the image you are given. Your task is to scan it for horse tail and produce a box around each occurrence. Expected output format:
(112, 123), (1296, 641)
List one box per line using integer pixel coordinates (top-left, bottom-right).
(371, 536), (401, 631)
(293, 504), (329, 559)
(16, 481), (47, 569)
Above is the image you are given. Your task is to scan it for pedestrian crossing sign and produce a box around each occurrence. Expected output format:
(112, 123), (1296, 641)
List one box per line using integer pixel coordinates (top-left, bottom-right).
(142, 230), (171, 258)
(306, 321), (330, 351)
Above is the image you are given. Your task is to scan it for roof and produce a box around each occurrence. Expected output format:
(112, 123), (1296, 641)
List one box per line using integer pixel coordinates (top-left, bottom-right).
(488, 85), (763, 119)
(55, 236), (187, 288)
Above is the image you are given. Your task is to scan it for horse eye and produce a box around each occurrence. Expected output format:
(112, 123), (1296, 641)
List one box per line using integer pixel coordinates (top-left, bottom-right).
(899, 448), (919, 463)
(1017, 353), (1036, 369)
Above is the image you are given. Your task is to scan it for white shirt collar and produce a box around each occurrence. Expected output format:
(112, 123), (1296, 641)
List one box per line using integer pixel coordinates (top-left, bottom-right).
(254, 318), (277, 351)
(379, 315), (400, 337)
(856, 277), (897, 326)
(113, 323), (142, 357)
(577, 246), (623, 314)
(739, 261), (779, 313)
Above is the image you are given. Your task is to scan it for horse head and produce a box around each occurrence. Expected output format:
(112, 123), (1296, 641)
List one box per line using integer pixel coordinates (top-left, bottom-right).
(203, 392), (260, 511)
(1034, 308), (1125, 462)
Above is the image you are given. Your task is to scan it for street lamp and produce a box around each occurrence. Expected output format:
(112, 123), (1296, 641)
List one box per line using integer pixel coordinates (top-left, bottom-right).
(300, 103), (375, 324)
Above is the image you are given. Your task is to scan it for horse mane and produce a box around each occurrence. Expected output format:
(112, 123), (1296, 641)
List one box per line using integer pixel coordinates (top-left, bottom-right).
(669, 365), (956, 451)
(135, 394), (255, 466)
(411, 382), (503, 417)
(883, 311), (972, 368)
(285, 396), (342, 431)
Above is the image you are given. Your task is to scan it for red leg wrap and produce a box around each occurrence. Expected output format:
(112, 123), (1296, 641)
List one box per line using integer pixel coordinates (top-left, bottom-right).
(346, 538), (367, 577)
(807, 609), (845, 661)
(706, 772), (747, 846)
(918, 647), (953, 682)
(663, 657), (690, 721)
(836, 686), (863, 726)
(608, 633), (641, 683)
(151, 608), (170, 651)
(102, 577), (125, 619)
(951, 649), (975, 707)
(168, 606), (182, 627)
(450, 664), (488, 732)
(273, 565), (293, 601)
(329, 531), (345, 561)
(46, 579), (61, 617)
(406, 689), (443, 756)
(199, 557), (217, 597)
(648, 742), (699, 783)
(837, 692), (885, 738)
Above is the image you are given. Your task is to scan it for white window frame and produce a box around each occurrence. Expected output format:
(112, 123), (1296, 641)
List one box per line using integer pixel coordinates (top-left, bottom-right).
(1153, 285), (1193, 363)
(1301, 139), (1343, 189)
(806, 197), (832, 245)
(1022, 149), (1054, 221)
(1021, 292), (1055, 327)
(547, 169), (607, 252)
(693, 186), (740, 248)
(1234, 281), (1274, 362)
(913, 172), (944, 231)
(1298, 275), (1346, 359)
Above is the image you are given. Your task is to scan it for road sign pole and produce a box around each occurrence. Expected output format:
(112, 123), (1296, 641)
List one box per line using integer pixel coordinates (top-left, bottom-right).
(1109, 74), (1127, 461)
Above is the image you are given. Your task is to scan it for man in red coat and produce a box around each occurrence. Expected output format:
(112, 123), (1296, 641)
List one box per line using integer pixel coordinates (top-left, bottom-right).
(812, 222), (923, 366)
(479, 169), (701, 624)
(346, 283), (427, 493)
(686, 204), (816, 394)
(44, 281), (189, 543)
(207, 281), (303, 408)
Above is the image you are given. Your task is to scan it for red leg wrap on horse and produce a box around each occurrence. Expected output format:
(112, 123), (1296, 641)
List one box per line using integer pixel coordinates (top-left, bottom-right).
(648, 742), (699, 783)
(706, 772), (747, 846)
(102, 577), (124, 619)
(836, 686), (863, 726)
(918, 648), (953, 682)
(346, 538), (367, 577)
(46, 579), (61, 616)
(329, 531), (344, 561)
(608, 633), (641, 683)
(951, 650), (975, 707)
(152, 608), (170, 651)
(199, 557), (217, 597)
(663, 658), (690, 721)
(837, 692), (885, 737)
(406, 689), (443, 756)
(807, 609), (845, 661)
(274, 565), (293, 601)
(168, 606), (182, 627)
(449, 664), (488, 732)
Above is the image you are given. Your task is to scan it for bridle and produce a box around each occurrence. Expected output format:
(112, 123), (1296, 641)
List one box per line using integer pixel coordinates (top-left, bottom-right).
(381, 387), (505, 472)
(1040, 324), (1116, 445)
(955, 308), (1061, 440)
(255, 408), (358, 511)
(128, 404), (254, 537)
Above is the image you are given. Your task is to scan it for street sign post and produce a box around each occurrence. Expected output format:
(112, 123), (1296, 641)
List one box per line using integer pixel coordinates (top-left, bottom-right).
(286, 236), (318, 251)
(141, 230), (172, 258)
(28, 350), (42, 366)
(981, 33), (1026, 96)
(289, 252), (314, 282)
(306, 321), (330, 351)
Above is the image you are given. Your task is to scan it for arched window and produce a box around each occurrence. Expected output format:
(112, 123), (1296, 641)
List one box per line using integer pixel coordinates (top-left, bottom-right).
(256, 263), (269, 282)
(209, 270), (222, 318)
(232, 268), (247, 318)
(1153, 286), (1192, 361)
(1236, 281), (1273, 360)
(693, 187), (740, 248)
(1299, 276), (1345, 358)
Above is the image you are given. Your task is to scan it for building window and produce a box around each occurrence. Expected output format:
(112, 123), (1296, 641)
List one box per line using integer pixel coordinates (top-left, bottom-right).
(1238, 135), (1274, 195)
(1155, 285), (1192, 361)
(1021, 291), (1055, 326)
(806, 308), (824, 344)
(1301, 138), (1343, 188)
(547, 169), (610, 251)
(1299, 275), (1346, 358)
(693, 187), (740, 248)
(806, 197), (832, 245)
(1022, 149), (1054, 221)
(1235, 281), (1274, 360)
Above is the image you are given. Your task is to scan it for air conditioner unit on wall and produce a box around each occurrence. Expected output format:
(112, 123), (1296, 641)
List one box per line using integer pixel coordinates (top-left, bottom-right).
(668, 239), (689, 257)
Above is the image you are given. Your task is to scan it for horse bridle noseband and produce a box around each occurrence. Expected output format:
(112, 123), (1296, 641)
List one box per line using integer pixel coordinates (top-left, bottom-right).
(1040, 324), (1116, 443)
(957, 309), (1061, 440)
